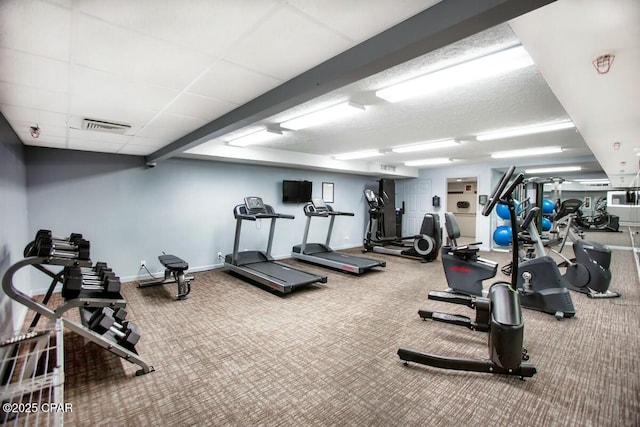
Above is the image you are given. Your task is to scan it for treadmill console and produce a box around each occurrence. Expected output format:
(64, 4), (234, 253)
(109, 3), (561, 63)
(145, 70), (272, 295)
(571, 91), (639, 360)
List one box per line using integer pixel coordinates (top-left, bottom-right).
(244, 197), (266, 214)
(311, 198), (328, 212)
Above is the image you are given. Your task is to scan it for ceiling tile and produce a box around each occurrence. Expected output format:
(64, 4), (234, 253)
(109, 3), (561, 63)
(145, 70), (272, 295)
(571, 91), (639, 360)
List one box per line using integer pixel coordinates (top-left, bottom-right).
(67, 137), (125, 153)
(1, 105), (67, 128)
(69, 66), (180, 124)
(187, 60), (282, 105)
(138, 113), (208, 139)
(74, 14), (213, 90)
(164, 93), (237, 121)
(288, 0), (436, 42)
(23, 142), (68, 150)
(0, 83), (68, 113)
(76, 0), (279, 57)
(0, 0), (71, 60)
(0, 48), (69, 92)
(225, 6), (353, 80)
(117, 144), (156, 156)
(68, 128), (132, 144)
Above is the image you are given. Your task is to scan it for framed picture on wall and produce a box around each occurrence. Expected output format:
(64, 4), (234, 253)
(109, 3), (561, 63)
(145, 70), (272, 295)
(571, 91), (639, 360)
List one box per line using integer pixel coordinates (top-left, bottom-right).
(584, 196), (591, 209)
(323, 182), (334, 203)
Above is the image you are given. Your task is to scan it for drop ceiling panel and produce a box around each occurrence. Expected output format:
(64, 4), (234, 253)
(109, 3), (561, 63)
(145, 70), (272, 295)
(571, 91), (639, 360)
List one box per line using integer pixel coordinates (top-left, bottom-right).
(164, 93), (237, 121)
(288, 0), (437, 42)
(1, 105), (67, 128)
(225, 6), (353, 81)
(0, 0), (71, 60)
(11, 120), (66, 139)
(69, 66), (180, 123)
(20, 132), (67, 148)
(74, 14), (214, 90)
(117, 144), (156, 156)
(0, 83), (68, 113)
(67, 138), (125, 153)
(76, 0), (280, 58)
(187, 60), (282, 105)
(68, 128), (132, 144)
(138, 113), (208, 140)
(0, 49), (69, 92)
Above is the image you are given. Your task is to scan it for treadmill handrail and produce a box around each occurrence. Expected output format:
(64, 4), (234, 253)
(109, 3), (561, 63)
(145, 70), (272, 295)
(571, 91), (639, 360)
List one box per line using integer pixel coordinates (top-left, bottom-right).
(328, 210), (355, 217)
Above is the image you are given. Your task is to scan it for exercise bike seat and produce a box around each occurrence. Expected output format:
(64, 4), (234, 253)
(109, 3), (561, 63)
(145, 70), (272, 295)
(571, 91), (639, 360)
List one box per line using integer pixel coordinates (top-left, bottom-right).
(444, 212), (482, 258)
(158, 254), (189, 272)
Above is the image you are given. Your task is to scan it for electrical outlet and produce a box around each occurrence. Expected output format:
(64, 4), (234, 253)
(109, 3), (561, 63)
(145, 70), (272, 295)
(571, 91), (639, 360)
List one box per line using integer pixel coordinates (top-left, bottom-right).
(345, 234), (350, 241)
(140, 260), (146, 268)
(217, 252), (223, 260)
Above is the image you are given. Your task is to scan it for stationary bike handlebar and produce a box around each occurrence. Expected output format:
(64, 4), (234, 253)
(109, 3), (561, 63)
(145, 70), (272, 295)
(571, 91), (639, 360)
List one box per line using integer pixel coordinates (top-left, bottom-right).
(482, 166), (515, 217)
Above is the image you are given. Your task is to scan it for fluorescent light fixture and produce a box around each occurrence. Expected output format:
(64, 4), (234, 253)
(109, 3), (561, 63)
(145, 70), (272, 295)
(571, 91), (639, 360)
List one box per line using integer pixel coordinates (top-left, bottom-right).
(477, 120), (574, 141)
(404, 158), (452, 167)
(491, 146), (563, 159)
(281, 101), (365, 130)
(333, 149), (383, 161)
(227, 129), (282, 147)
(578, 180), (610, 185)
(392, 139), (459, 153)
(376, 45), (534, 103)
(524, 166), (582, 174)
(577, 178), (609, 182)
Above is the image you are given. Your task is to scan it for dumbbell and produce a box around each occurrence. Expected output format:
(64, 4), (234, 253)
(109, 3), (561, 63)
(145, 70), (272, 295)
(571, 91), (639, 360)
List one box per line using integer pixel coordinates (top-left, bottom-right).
(34, 231), (90, 260)
(79, 261), (109, 276)
(88, 307), (140, 347)
(35, 229), (83, 244)
(62, 266), (121, 299)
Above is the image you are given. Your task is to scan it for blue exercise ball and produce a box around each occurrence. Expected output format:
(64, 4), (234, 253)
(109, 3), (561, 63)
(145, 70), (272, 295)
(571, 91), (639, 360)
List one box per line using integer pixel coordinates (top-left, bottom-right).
(496, 200), (520, 220)
(541, 217), (552, 231)
(493, 225), (512, 246)
(542, 198), (555, 214)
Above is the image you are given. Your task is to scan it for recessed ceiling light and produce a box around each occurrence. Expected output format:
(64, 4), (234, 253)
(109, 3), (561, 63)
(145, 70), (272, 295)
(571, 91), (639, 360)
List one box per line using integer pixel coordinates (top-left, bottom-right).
(333, 149), (383, 161)
(376, 45), (534, 103)
(281, 101), (365, 130)
(491, 146), (563, 159)
(477, 120), (575, 141)
(524, 166), (581, 174)
(391, 139), (459, 153)
(404, 158), (452, 167)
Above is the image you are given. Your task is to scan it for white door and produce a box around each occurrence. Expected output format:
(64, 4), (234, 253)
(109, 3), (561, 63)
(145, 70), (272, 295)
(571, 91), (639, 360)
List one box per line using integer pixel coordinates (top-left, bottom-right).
(404, 179), (432, 235)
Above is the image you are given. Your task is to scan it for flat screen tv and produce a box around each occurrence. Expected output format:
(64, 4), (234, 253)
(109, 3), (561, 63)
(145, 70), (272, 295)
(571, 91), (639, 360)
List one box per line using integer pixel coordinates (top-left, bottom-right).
(282, 180), (312, 203)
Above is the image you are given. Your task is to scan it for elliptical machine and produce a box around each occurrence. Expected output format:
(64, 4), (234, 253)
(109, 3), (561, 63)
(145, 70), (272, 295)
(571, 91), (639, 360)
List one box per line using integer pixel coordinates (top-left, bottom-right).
(363, 188), (441, 262)
(552, 199), (619, 298)
(398, 166), (537, 379)
(575, 197), (620, 232)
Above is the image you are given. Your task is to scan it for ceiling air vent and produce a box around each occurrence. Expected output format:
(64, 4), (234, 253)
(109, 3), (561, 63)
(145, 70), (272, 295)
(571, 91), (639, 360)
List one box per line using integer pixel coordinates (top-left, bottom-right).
(380, 164), (396, 172)
(82, 118), (131, 134)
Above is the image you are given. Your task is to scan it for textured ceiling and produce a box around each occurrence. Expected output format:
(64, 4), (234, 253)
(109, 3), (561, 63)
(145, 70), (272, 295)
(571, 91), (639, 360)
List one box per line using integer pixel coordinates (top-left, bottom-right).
(0, 0), (637, 185)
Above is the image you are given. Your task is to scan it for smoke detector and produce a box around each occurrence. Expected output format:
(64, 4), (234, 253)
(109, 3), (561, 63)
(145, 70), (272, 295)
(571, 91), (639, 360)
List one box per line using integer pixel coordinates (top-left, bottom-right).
(82, 118), (131, 134)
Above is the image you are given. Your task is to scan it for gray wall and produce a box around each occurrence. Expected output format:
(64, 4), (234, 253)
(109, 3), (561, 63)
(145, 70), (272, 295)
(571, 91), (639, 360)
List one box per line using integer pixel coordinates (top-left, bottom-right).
(0, 113), (30, 336)
(25, 147), (375, 291)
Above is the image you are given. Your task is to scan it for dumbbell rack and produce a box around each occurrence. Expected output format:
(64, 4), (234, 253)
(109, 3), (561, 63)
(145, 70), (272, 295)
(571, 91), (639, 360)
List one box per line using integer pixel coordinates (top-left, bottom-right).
(0, 319), (64, 427)
(2, 255), (154, 376)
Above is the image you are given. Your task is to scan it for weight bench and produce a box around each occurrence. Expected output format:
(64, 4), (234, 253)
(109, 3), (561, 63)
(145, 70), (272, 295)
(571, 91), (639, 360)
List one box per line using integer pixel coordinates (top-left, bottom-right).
(138, 254), (193, 300)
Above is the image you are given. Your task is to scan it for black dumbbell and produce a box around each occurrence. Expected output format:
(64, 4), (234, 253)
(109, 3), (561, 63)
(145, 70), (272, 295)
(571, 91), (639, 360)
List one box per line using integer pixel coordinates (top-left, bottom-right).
(79, 261), (109, 276)
(63, 266), (121, 299)
(35, 229), (83, 244)
(77, 264), (114, 281)
(35, 234), (90, 260)
(88, 308), (140, 347)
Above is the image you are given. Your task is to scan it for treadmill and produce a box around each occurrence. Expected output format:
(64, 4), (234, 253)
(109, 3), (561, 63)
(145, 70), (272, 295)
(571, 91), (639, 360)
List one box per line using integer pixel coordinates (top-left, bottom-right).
(224, 197), (327, 294)
(292, 198), (386, 274)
